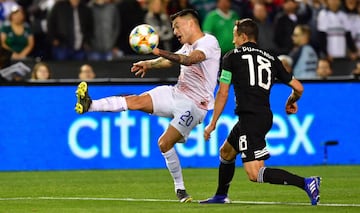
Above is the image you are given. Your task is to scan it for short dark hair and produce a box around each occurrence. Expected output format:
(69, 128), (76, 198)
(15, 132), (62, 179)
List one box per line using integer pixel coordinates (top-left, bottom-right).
(235, 18), (259, 42)
(170, 9), (200, 24)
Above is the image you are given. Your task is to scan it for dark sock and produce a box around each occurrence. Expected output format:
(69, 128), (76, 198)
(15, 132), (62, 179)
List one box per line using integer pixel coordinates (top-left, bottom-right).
(261, 167), (305, 189)
(215, 161), (235, 195)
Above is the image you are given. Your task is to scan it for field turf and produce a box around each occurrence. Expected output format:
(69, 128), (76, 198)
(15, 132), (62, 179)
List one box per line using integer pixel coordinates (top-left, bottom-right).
(0, 165), (359, 212)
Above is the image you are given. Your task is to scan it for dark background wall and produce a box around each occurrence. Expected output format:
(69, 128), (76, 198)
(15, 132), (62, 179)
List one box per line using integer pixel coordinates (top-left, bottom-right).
(4, 56), (359, 84)
(22, 55), (180, 80)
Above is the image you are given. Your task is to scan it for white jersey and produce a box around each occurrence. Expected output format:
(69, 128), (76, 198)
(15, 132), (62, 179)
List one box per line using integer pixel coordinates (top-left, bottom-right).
(175, 33), (221, 110)
(317, 9), (352, 58)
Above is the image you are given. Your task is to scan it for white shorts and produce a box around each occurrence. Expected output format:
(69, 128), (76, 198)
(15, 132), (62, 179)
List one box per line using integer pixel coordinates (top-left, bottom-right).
(147, 85), (207, 141)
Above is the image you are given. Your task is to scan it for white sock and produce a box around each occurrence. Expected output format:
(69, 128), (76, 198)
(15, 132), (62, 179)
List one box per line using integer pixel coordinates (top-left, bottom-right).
(89, 96), (128, 112)
(162, 148), (185, 191)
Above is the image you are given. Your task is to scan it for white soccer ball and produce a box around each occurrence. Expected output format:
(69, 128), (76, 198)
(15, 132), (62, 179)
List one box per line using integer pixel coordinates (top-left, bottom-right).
(129, 24), (159, 54)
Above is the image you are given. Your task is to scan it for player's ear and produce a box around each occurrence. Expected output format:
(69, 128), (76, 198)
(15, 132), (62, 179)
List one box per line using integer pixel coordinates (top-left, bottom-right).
(188, 18), (195, 28)
(241, 33), (248, 42)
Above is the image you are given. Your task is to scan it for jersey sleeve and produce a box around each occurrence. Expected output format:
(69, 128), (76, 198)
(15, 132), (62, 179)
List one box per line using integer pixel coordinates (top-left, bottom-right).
(220, 51), (233, 84)
(194, 34), (220, 59)
(221, 51), (232, 72)
(175, 44), (186, 54)
(274, 57), (293, 84)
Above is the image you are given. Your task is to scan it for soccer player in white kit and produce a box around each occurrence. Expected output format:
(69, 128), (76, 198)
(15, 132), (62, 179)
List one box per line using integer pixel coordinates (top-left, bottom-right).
(75, 9), (221, 203)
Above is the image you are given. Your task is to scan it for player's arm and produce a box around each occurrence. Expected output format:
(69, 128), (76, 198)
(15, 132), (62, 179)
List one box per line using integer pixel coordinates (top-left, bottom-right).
(130, 54), (173, 78)
(152, 47), (206, 66)
(285, 78), (304, 114)
(204, 70), (231, 140)
(130, 46), (206, 77)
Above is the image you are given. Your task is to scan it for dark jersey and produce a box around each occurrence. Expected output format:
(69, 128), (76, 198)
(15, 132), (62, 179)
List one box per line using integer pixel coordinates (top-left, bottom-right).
(222, 42), (293, 114)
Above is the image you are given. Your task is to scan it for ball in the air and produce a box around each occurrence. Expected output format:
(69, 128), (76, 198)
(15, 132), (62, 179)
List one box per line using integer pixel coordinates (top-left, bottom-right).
(129, 24), (159, 54)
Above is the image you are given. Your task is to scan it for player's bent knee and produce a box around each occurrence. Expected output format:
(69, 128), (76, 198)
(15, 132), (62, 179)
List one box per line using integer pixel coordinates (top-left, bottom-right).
(158, 139), (171, 153)
(219, 146), (236, 162)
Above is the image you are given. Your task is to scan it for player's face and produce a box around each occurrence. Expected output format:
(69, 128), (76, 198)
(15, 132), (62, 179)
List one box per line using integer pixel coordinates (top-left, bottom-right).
(172, 17), (191, 44)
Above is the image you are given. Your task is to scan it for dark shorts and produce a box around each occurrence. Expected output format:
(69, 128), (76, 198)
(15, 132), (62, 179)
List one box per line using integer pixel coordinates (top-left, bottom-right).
(227, 111), (273, 163)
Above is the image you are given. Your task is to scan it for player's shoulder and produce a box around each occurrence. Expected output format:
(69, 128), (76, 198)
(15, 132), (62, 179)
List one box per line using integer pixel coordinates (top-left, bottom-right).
(198, 33), (220, 48)
(202, 33), (218, 42)
(223, 48), (241, 58)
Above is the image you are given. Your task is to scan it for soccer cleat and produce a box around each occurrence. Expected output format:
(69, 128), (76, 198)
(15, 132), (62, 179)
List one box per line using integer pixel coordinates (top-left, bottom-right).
(304, 176), (321, 205)
(176, 189), (193, 203)
(199, 194), (231, 204)
(75, 81), (92, 114)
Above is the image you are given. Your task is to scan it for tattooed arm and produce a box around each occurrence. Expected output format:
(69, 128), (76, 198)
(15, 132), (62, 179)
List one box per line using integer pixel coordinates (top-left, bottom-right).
(148, 57), (173, 69)
(152, 47), (206, 66)
(131, 47), (206, 77)
(130, 50), (173, 77)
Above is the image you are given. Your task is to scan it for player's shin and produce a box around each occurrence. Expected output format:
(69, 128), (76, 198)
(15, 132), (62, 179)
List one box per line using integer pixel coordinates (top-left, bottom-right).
(162, 148), (185, 190)
(89, 96), (128, 112)
(258, 167), (305, 189)
(215, 157), (235, 195)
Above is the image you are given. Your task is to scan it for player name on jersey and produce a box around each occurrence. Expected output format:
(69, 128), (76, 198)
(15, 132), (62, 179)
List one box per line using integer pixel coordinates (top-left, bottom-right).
(235, 46), (275, 61)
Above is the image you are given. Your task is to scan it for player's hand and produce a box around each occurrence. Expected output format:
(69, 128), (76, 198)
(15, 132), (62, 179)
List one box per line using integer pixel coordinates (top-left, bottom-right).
(131, 61), (150, 78)
(152, 47), (160, 56)
(285, 102), (298, 114)
(204, 123), (216, 141)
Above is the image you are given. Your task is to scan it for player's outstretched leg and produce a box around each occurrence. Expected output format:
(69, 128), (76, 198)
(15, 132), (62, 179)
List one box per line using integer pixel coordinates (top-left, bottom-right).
(304, 176), (321, 205)
(75, 81), (92, 114)
(176, 189), (192, 203)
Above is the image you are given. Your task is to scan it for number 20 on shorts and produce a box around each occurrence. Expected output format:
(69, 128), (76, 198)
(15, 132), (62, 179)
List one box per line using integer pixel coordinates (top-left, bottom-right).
(178, 110), (194, 127)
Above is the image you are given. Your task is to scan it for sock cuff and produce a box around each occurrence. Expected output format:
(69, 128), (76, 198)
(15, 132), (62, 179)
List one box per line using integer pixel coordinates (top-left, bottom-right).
(219, 156), (235, 164)
(162, 147), (176, 157)
(118, 96), (128, 111)
(257, 167), (267, 183)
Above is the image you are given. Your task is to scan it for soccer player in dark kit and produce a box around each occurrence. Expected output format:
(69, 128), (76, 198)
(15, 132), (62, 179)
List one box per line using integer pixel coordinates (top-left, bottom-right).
(200, 18), (321, 205)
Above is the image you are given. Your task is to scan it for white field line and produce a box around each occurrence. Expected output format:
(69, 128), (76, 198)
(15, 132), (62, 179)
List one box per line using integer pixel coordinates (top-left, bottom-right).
(0, 197), (359, 207)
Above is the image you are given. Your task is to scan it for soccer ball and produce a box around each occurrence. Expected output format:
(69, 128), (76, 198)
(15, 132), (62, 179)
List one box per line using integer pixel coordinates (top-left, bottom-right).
(129, 24), (159, 54)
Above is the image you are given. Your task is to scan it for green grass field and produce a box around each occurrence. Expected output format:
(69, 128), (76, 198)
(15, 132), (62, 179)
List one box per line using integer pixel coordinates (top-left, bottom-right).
(0, 165), (359, 212)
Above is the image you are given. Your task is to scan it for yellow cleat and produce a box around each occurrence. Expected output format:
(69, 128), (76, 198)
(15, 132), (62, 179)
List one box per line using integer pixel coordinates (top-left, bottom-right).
(176, 189), (193, 203)
(75, 81), (92, 114)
